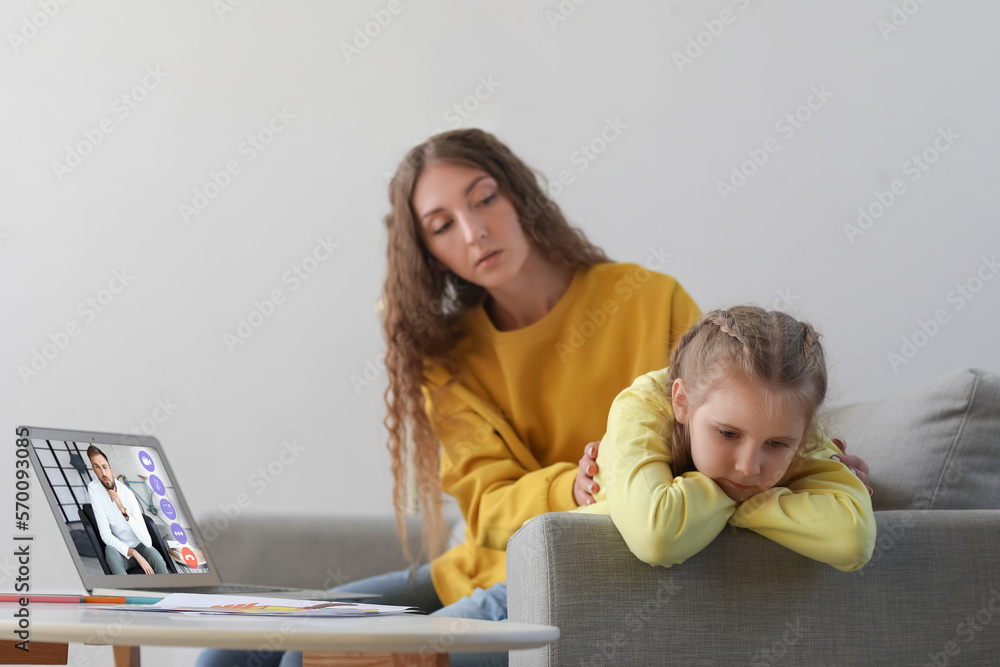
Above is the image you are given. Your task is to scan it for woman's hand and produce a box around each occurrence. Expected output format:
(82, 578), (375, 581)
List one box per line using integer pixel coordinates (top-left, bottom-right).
(831, 438), (873, 496)
(573, 441), (602, 506)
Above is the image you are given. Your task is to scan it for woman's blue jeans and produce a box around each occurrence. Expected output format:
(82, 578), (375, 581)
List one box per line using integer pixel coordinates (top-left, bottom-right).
(193, 563), (508, 667)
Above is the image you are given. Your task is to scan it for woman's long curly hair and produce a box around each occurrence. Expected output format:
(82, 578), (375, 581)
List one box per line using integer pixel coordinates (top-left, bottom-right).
(381, 128), (610, 563)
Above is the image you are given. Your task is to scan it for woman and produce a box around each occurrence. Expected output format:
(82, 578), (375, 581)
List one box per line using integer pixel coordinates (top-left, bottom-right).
(197, 128), (870, 667)
(338, 128), (701, 667)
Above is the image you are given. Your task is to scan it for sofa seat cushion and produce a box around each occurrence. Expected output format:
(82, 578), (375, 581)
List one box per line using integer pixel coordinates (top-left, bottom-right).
(824, 367), (1000, 511)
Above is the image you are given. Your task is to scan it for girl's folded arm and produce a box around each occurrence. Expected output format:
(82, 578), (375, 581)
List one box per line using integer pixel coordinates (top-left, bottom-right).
(602, 380), (737, 567)
(728, 437), (876, 571)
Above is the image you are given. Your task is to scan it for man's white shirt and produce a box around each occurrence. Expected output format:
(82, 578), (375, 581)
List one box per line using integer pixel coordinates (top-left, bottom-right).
(86, 478), (152, 557)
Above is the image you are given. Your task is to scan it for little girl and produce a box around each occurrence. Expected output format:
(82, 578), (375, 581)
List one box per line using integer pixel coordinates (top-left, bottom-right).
(575, 305), (876, 572)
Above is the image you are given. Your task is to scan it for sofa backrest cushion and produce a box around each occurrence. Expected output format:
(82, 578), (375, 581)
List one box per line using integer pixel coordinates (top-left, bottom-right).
(823, 367), (1000, 511)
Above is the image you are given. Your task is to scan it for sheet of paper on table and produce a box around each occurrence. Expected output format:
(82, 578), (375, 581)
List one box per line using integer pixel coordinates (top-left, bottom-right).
(88, 593), (418, 617)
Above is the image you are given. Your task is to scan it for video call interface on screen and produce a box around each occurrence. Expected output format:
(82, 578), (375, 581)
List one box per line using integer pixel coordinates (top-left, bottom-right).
(29, 437), (209, 576)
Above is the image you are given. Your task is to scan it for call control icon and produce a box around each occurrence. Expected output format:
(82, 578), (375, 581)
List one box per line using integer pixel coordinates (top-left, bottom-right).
(160, 498), (176, 520)
(181, 547), (198, 569)
(149, 474), (165, 496)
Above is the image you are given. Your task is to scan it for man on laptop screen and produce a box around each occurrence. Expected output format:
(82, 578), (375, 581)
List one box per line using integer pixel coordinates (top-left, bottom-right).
(86, 445), (169, 575)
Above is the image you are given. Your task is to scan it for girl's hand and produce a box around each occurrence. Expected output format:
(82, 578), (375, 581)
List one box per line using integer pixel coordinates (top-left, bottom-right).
(831, 438), (873, 496)
(573, 441), (602, 506)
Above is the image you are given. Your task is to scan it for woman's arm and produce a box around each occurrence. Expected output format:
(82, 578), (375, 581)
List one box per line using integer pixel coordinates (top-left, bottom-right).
(599, 373), (738, 567)
(728, 433), (876, 571)
(424, 382), (580, 552)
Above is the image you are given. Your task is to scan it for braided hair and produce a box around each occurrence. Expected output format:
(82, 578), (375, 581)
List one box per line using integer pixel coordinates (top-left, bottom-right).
(666, 306), (828, 474)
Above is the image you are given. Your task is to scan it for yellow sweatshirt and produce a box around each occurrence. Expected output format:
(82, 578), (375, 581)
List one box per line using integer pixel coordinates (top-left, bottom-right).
(574, 367), (876, 572)
(421, 263), (702, 605)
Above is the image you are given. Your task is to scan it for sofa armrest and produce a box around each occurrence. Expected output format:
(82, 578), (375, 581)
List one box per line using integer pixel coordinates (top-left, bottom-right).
(508, 511), (1000, 667)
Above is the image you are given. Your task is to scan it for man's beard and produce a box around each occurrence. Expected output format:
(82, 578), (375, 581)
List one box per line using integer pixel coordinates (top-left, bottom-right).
(100, 476), (114, 491)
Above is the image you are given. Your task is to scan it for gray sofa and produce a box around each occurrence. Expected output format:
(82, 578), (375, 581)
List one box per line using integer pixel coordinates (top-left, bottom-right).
(198, 514), (459, 592)
(201, 367), (1000, 666)
(507, 367), (1000, 666)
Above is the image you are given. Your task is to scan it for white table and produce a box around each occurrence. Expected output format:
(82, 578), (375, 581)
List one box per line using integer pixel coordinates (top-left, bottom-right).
(0, 602), (559, 666)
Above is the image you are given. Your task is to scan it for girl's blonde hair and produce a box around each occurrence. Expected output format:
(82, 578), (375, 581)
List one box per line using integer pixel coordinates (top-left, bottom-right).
(380, 128), (610, 563)
(666, 306), (828, 474)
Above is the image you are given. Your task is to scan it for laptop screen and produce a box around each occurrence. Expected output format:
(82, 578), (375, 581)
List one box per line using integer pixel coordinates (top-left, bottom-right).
(19, 426), (223, 591)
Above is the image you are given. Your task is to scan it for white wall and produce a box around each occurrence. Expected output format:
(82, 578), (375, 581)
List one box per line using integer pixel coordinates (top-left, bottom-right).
(1, 2), (998, 662)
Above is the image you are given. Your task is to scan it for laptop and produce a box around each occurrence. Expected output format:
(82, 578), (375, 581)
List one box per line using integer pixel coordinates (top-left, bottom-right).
(18, 425), (372, 600)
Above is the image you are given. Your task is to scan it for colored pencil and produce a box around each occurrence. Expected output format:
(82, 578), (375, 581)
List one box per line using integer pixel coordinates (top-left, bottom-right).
(0, 594), (162, 604)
